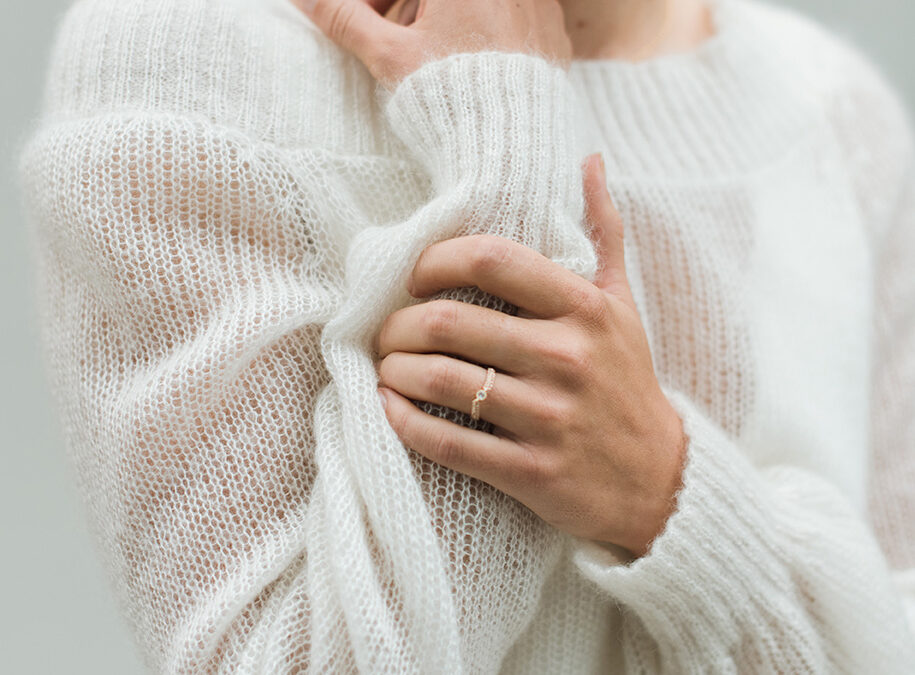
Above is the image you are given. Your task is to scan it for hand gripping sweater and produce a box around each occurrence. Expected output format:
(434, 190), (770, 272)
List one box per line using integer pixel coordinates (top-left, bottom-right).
(17, 0), (915, 671)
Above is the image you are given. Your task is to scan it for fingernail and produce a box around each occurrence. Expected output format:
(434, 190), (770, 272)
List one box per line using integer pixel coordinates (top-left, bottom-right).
(299, 0), (316, 13)
(597, 153), (606, 179)
(377, 387), (389, 410)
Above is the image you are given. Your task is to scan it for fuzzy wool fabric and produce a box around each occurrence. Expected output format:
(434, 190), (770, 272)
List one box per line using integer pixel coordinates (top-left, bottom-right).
(17, 0), (915, 672)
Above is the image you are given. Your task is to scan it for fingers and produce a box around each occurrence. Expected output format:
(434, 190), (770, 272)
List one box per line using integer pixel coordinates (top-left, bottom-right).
(377, 352), (544, 439)
(377, 381), (545, 493)
(582, 153), (635, 310)
(374, 298), (562, 376)
(408, 235), (605, 326)
(293, 0), (406, 66)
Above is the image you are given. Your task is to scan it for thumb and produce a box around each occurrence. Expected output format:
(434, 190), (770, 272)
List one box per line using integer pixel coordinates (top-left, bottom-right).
(582, 153), (635, 310)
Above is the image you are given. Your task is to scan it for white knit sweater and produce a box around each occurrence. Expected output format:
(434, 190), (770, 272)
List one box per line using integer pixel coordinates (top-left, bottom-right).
(18, 0), (915, 671)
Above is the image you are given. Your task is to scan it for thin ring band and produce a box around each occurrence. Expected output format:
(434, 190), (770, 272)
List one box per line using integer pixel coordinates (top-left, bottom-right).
(470, 367), (497, 421)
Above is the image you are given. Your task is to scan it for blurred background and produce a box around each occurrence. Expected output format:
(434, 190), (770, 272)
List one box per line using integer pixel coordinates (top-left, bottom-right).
(1, 0), (912, 672)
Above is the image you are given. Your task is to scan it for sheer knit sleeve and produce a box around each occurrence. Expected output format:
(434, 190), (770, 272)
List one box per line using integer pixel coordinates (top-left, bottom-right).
(18, 2), (598, 672)
(863, 110), (915, 632)
(871, 152), (915, 629)
(569, 49), (915, 674)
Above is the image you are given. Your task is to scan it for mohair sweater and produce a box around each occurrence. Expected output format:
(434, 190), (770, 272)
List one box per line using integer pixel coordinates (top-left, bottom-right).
(17, 0), (915, 671)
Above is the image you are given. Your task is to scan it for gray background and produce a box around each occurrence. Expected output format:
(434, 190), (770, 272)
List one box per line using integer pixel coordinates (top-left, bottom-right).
(1, 1), (911, 673)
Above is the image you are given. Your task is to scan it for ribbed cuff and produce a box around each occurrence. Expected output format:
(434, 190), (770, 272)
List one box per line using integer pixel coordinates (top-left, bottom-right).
(569, 387), (787, 661)
(380, 50), (579, 198)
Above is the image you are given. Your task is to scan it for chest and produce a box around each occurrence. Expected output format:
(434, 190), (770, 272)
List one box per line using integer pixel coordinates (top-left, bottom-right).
(612, 131), (873, 507)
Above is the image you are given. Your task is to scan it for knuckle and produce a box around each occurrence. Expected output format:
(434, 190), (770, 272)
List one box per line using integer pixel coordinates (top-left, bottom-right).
(390, 405), (413, 436)
(530, 397), (571, 431)
(537, 334), (594, 382)
(531, 400), (562, 429)
(424, 357), (461, 399)
(567, 285), (607, 326)
(533, 337), (564, 368)
(493, 309), (518, 336)
(422, 300), (460, 343)
(553, 396), (577, 427)
(431, 429), (464, 466)
(562, 339), (595, 378)
(517, 444), (558, 490)
(471, 237), (513, 276)
(545, 336), (595, 384)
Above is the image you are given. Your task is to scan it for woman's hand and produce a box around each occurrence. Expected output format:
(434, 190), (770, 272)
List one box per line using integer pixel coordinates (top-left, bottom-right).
(291, 0), (572, 89)
(373, 154), (688, 558)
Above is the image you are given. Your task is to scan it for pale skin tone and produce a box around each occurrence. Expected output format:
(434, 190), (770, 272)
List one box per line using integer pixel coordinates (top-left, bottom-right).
(291, 0), (714, 558)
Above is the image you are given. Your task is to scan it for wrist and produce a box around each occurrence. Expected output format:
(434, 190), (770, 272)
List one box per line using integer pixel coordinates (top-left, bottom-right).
(619, 403), (688, 558)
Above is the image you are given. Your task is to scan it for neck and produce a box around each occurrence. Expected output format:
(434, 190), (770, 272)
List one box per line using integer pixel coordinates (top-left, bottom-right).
(562, 0), (715, 61)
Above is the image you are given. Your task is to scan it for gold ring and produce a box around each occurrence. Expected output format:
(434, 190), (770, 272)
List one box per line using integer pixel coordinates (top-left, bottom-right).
(470, 367), (496, 421)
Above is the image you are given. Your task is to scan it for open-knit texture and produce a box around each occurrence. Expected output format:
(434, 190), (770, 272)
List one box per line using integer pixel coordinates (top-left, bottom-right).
(17, 0), (915, 671)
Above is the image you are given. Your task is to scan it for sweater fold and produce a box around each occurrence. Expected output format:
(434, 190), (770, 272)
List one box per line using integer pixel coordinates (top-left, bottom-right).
(18, 0), (915, 672)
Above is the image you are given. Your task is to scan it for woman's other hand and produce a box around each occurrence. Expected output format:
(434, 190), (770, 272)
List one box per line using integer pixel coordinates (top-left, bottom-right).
(372, 154), (689, 559)
(290, 0), (573, 89)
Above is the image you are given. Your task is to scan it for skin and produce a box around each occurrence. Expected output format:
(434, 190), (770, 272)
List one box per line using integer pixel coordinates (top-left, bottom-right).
(560, 0), (715, 60)
(291, 0), (713, 558)
(383, 0), (714, 63)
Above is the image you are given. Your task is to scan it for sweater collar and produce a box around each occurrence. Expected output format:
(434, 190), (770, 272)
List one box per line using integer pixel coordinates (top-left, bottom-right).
(567, 0), (825, 181)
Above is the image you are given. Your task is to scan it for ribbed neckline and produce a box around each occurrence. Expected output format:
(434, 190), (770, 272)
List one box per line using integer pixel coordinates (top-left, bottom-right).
(566, 0), (819, 181)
